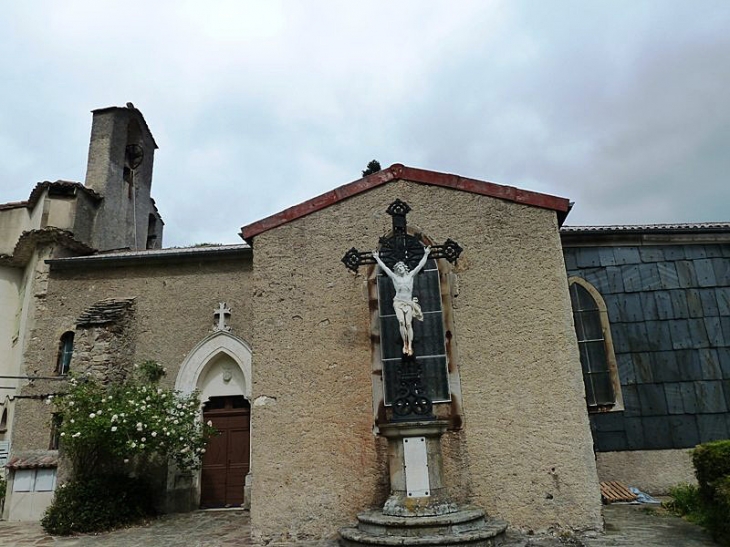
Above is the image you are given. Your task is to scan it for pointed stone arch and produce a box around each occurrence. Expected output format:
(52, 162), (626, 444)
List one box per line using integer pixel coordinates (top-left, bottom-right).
(175, 331), (252, 402)
(171, 331), (253, 510)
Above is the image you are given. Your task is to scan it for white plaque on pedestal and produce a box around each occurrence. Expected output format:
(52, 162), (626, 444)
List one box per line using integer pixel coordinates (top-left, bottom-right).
(403, 436), (430, 497)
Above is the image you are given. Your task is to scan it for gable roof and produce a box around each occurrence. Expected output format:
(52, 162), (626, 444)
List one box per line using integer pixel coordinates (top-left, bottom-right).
(240, 164), (571, 242)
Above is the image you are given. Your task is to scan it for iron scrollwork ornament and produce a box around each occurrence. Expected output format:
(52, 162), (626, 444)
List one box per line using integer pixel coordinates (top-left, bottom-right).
(391, 354), (433, 420)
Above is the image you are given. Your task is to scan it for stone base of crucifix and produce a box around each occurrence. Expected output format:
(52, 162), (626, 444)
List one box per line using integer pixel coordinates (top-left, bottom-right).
(339, 420), (507, 547)
(379, 420), (456, 517)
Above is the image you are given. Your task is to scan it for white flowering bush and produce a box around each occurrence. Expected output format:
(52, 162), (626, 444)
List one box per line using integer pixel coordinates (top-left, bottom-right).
(43, 362), (215, 535)
(52, 365), (213, 475)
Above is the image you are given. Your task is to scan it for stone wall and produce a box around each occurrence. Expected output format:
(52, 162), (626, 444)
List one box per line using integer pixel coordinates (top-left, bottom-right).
(596, 449), (696, 494)
(13, 252), (253, 451)
(72, 298), (137, 384)
(249, 180), (601, 540)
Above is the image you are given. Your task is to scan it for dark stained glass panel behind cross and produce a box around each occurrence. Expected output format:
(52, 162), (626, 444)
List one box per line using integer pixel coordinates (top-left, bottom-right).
(378, 258), (451, 404)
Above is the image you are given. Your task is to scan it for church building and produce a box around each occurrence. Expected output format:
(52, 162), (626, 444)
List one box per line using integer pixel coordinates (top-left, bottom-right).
(0, 105), (728, 542)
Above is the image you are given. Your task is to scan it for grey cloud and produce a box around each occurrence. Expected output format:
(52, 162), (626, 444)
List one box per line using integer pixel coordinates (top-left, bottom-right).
(1, 1), (729, 245)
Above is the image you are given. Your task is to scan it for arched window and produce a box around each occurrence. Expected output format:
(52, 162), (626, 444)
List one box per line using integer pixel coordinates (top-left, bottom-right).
(56, 331), (74, 375)
(568, 278), (622, 412)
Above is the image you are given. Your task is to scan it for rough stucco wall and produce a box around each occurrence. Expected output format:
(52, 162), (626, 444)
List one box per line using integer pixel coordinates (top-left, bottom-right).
(14, 256), (253, 451)
(0, 208), (32, 255)
(250, 180), (601, 540)
(596, 449), (696, 494)
(250, 212), (390, 542)
(450, 190), (601, 532)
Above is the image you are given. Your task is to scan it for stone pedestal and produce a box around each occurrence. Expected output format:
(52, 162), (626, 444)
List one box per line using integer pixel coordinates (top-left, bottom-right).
(339, 420), (506, 547)
(380, 421), (457, 517)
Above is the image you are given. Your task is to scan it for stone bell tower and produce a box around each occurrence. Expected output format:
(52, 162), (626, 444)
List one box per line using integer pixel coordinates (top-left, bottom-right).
(84, 103), (163, 251)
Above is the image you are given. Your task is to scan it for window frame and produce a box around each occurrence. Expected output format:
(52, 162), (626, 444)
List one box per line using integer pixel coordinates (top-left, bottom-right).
(56, 331), (74, 375)
(568, 277), (623, 413)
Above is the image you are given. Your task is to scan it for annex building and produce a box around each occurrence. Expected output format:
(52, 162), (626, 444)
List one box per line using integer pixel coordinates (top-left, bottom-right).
(0, 105), (728, 541)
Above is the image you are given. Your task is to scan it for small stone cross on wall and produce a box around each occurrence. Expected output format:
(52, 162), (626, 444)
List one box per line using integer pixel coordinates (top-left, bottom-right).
(213, 302), (232, 332)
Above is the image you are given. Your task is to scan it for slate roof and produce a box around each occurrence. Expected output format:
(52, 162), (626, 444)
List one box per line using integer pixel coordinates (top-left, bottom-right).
(76, 297), (136, 326)
(240, 164), (572, 241)
(5, 450), (59, 469)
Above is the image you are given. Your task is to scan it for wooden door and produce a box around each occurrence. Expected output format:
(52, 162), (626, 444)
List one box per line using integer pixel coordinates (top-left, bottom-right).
(201, 396), (250, 508)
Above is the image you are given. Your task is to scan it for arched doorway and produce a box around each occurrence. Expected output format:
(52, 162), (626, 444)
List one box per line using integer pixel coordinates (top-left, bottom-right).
(175, 332), (252, 508)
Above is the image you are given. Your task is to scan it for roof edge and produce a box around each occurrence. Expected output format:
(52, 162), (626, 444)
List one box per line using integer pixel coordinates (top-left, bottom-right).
(561, 222), (730, 246)
(0, 180), (102, 211)
(240, 164), (571, 241)
(0, 228), (95, 268)
(47, 244), (252, 269)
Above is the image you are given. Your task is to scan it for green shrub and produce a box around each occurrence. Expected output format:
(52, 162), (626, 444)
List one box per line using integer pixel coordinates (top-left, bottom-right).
(41, 474), (156, 535)
(692, 440), (730, 545)
(664, 483), (705, 524)
(693, 440), (730, 491)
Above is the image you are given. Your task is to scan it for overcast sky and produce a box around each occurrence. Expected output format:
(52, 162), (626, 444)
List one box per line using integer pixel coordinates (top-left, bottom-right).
(1, 1), (728, 247)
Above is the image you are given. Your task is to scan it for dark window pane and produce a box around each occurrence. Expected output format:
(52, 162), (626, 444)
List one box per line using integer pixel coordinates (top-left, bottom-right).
(380, 316), (405, 360)
(581, 310), (603, 340)
(591, 372), (615, 405)
(413, 269), (442, 313)
(570, 284), (598, 312)
(412, 314), (446, 357)
(583, 340), (609, 374)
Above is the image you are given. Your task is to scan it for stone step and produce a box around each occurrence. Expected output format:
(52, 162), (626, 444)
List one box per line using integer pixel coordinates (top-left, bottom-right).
(339, 520), (507, 547)
(355, 507), (493, 537)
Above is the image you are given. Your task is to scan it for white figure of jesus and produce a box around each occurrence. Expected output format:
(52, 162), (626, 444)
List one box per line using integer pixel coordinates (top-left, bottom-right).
(372, 246), (431, 355)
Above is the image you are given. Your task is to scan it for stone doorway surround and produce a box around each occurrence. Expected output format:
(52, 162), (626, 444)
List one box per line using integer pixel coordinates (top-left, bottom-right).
(174, 331), (253, 509)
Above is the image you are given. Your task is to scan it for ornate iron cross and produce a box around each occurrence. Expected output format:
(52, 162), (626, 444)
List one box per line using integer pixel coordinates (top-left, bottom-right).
(341, 199), (463, 272)
(341, 199), (463, 422)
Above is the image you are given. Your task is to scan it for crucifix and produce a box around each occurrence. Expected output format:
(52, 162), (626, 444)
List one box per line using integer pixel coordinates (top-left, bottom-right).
(342, 199), (462, 420)
(213, 302), (232, 332)
(342, 199), (463, 273)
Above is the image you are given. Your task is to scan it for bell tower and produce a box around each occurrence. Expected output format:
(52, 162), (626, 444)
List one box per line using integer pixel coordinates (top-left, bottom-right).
(84, 103), (163, 251)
